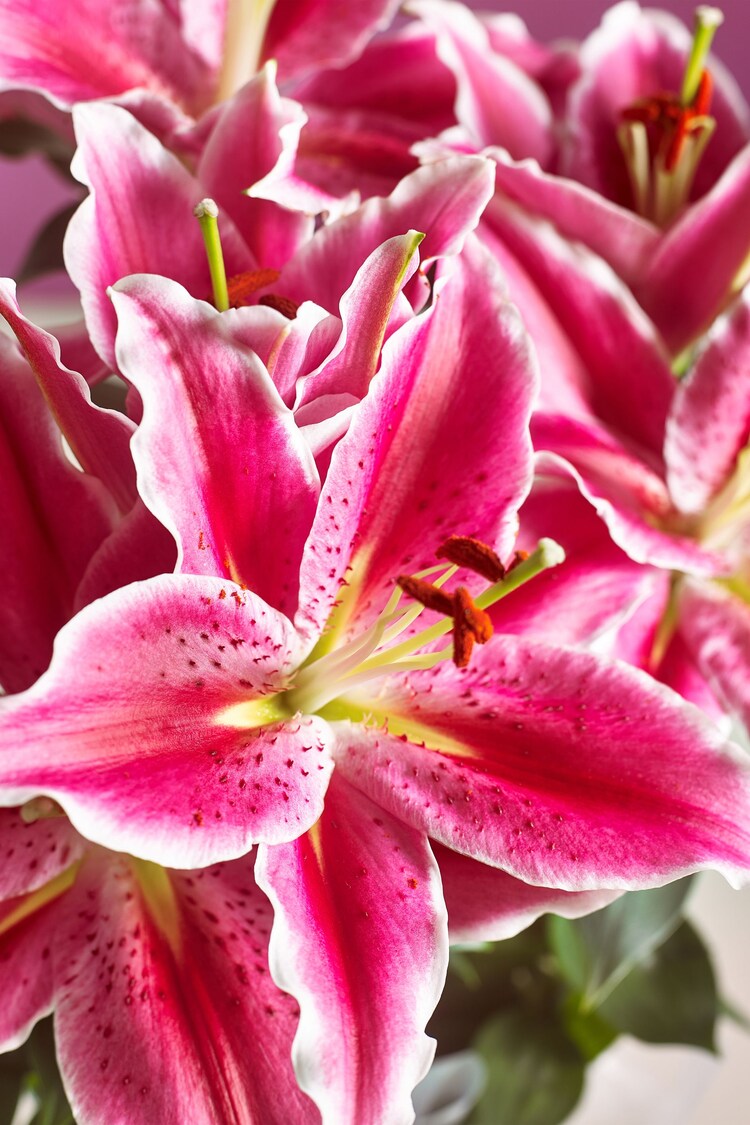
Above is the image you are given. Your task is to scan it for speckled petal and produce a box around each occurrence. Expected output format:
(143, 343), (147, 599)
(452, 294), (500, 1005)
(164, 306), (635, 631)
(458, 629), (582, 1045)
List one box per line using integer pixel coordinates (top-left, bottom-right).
(0, 894), (61, 1051)
(295, 234), (536, 640)
(0, 575), (333, 868)
(0, 809), (85, 901)
(53, 853), (317, 1124)
(256, 772), (447, 1125)
(334, 635), (750, 890)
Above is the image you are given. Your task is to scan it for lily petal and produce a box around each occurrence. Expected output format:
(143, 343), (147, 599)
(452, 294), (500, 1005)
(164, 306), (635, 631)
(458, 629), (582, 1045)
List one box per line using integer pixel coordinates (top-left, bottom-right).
(257, 772), (447, 1125)
(433, 844), (619, 943)
(409, 0), (554, 164)
(65, 101), (252, 367)
(53, 852), (318, 1124)
(665, 289), (750, 513)
(0, 335), (116, 693)
(678, 578), (750, 739)
(295, 235), (536, 639)
(0, 808), (84, 900)
(0, 575), (333, 867)
(0, 278), (137, 513)
(111, 275), (320, 617)
(335, 635), (750, 890)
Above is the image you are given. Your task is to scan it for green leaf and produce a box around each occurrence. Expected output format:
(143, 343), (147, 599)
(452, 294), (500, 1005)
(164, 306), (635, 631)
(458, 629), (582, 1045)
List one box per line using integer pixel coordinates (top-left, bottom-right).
(547, 878), (693, 1009)
(597, 920), (719, 1051)
(470, 1009), (585, 1125)
(719, 994), (750, 1031)
(561, 993), (618, 1062)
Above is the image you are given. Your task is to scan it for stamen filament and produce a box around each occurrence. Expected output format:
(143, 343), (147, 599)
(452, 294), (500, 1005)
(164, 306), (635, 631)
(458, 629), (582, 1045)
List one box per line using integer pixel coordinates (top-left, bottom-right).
(356, 538), (565, 674)
(194, 198), (230, 312)
(681, 7), (724, 106)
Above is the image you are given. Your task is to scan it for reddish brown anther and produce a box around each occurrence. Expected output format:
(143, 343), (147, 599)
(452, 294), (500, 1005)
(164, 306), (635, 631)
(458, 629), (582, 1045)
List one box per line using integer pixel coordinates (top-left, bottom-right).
(436, 535), (506, 582)
(396, 575), (454, 616)
(258, 293), (299, 320)
(397, 575), (494, 668)
(227, 267), (281, 308)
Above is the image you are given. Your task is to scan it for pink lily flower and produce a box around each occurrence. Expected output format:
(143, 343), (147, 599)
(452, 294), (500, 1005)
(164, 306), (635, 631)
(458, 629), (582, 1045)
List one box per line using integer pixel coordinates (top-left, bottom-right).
(533, 263), (750, 740)
(0, 228), (749, 894)
(0, 780), (620, 1125)
(406, 2), (750, 353)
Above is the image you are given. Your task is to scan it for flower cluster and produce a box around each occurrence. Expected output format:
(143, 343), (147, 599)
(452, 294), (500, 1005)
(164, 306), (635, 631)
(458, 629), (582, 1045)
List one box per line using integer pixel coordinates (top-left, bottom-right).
(0, 1), (749, 1122)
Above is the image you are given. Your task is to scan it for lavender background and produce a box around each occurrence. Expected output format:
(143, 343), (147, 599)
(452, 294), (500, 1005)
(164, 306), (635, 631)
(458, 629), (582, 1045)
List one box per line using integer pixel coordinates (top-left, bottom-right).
(2, 0), (749, 284)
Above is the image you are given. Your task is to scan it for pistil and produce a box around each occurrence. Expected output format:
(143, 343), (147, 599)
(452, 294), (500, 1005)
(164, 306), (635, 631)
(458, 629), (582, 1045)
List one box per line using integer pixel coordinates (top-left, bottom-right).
(617, 6), (723, 225)
(194, 198), (230, 312)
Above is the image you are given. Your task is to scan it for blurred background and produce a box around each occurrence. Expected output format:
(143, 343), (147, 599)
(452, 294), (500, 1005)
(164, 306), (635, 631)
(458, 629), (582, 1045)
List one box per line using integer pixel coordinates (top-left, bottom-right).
(0, 2), (748, 1121)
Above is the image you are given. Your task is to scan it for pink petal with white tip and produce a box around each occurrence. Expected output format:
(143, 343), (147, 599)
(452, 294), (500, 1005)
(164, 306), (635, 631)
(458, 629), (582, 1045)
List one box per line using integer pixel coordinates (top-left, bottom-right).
(295, 234), (536, 639)
(485, 195), (675, 455)
(533, 423), (726, 577)
(112, 275), (320, 617)
(65, 102), (253, 368)
(489, 150), (658, 285)
(292, 231), (421, 410)
(257, 772), (447, 1125)
(196, 65), (312, 269)
(666, 290), (750, 513)
(0, 575), (333, 868)
(434, 844), (619, 944)
(336, 634), (750, 890)
(273, 155), (495, 316)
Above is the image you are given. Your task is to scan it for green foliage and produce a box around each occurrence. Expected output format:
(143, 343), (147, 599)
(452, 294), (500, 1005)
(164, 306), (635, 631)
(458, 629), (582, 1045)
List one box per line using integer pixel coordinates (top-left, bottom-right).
(429, 877), (726, 1125)
(472, 1010), (584, 1125)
